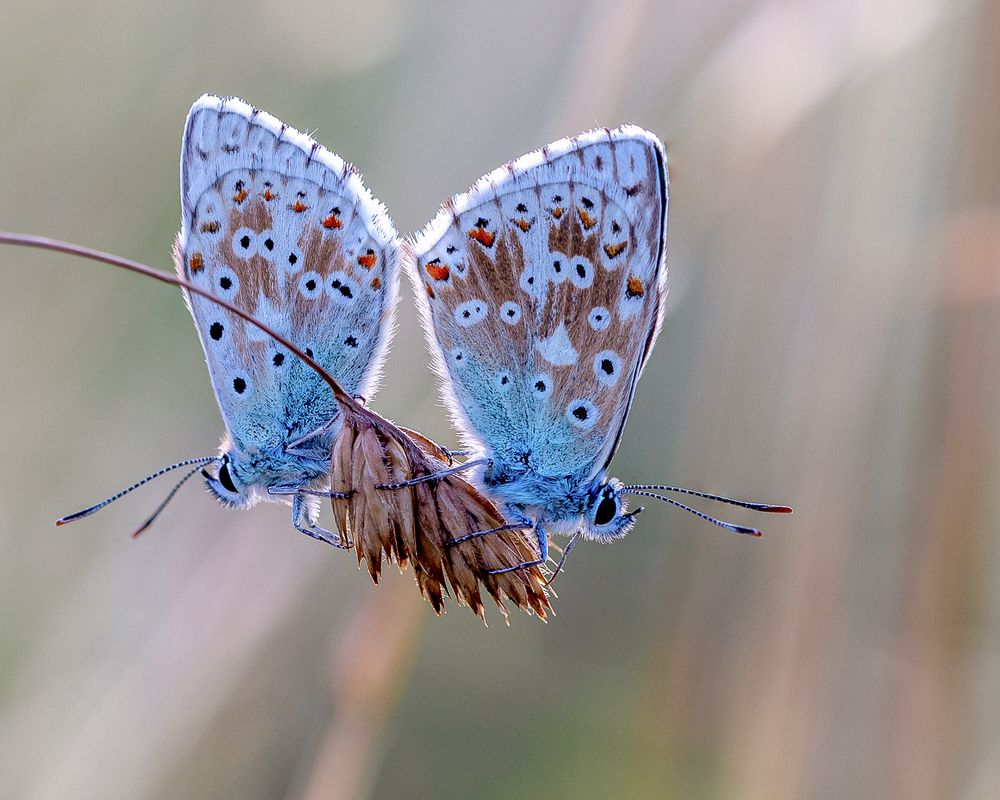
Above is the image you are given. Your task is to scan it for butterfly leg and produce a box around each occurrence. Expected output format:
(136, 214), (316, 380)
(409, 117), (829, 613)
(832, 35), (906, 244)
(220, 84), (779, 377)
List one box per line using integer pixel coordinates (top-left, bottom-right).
(269, 485), (353, 498)
(375, 457), (492, 490)
(544, 532), (581, 586)
(446, 509), (534, 547)
(291, 493), (352, 549)
(439, 446), (473, 465)
(284, 415), (342, 454)
(486, 522), (548, 575)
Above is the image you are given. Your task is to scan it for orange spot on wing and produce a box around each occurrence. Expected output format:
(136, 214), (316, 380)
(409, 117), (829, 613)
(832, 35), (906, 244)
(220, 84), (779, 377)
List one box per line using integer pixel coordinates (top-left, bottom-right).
(626, 276), (645, 298)
(577, 208), (598, 229)
(189, 252), (204, 273)
(551, 206), (563, 219)
(370, 276), (381, 290)
(357, 251), (377, 269)
(263, 189), (276, 201)
(426, 263), (450, 281)
(604, 241), (627, 259)
(515, 218), (532, 232)
(232, 189), (248, 204)
(291, 200), (309, 213)
(200, 221), (220, 234)
(322, 212), (342, 228)
(426, 283), (435, 299)
(468, 227), (495, 247)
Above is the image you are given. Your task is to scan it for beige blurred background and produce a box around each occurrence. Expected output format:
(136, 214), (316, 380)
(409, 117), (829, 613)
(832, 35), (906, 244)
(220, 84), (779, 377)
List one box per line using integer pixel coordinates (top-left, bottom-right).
(1, 1), (997, 798)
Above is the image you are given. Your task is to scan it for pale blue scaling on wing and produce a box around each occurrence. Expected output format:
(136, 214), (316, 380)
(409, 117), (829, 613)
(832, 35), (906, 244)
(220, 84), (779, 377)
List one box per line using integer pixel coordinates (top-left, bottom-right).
(409, 126), (668, 501)
(174, 95), (401, 528)
(178, 95), (400, 454)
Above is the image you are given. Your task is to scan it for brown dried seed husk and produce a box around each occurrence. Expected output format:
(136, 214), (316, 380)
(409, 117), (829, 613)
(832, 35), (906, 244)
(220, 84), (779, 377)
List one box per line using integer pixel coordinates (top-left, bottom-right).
(397, 426), (452, 463)
(381, 436), (415, 570)
(435, 478), (487, 618)
(358, 427), (406, 567)
(330, 421), (355, 543)
(412, 480), (450, 615)
(329, 400), (551, 621)
(352, 430), (387, 580)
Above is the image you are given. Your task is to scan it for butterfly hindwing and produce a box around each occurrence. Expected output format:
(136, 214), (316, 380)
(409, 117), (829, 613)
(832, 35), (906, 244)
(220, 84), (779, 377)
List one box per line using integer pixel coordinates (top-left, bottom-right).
(410, 126), (667, 481)
(177, 95), (399, 450)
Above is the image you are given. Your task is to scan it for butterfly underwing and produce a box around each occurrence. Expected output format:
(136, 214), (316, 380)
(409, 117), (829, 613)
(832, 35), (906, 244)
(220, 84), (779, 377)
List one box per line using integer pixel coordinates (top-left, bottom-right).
(409, 126), (790, 572)
(176, 94), (402, 544)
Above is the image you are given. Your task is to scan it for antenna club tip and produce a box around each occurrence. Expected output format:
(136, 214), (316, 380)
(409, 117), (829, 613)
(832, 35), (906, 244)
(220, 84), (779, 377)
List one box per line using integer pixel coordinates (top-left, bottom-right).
(54, 518), (68, 527)
(765, 505), (794, 514)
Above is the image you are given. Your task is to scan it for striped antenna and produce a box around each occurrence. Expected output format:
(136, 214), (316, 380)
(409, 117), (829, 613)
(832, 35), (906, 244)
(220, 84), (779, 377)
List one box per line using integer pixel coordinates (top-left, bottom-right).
(620, 484), (792, 537)
(57, 456), (218, 526)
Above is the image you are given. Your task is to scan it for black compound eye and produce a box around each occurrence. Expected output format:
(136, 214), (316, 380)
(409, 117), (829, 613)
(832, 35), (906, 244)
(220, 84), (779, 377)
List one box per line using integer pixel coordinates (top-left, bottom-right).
(218, 462), (238, 494)
(594, 495), (618, 526)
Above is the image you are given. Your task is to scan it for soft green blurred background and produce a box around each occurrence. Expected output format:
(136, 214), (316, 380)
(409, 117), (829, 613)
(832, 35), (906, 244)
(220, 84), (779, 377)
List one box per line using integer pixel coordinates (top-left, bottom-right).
(2, 1), (998, 798)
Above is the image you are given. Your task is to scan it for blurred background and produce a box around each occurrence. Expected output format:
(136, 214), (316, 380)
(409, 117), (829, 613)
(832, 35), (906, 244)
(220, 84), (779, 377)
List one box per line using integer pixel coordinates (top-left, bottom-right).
(1, 0), (997, 797)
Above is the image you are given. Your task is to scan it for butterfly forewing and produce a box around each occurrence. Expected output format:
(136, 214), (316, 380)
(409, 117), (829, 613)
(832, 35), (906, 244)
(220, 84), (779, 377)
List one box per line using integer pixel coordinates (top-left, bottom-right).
(410, 127), (667, 481)
(177, 95), (400, 448)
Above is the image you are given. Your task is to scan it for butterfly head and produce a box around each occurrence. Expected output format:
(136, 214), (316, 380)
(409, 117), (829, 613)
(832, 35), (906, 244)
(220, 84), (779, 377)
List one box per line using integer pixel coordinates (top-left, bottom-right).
(580, 479), (643, 542)
(202, 451), (254, 509)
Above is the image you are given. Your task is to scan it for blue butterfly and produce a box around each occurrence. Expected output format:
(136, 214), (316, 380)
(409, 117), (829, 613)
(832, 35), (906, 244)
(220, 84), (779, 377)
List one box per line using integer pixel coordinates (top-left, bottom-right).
(409, 126), (790, 573)
(59, 95), (402, 546)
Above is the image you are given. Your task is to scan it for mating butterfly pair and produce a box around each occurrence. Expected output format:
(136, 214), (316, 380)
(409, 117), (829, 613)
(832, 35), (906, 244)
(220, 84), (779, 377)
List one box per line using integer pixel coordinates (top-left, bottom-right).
(61, 95), (788, 612)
